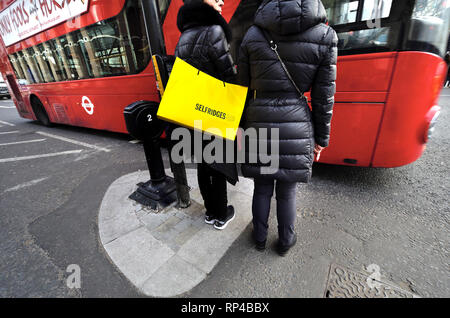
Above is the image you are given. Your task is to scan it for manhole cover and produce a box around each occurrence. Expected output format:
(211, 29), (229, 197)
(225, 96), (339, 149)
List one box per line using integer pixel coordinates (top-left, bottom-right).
(324, 264), (419, 298)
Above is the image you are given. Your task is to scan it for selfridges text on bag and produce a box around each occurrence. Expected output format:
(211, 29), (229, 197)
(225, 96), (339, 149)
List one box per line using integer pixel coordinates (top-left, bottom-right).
(157, 57), (248, 141)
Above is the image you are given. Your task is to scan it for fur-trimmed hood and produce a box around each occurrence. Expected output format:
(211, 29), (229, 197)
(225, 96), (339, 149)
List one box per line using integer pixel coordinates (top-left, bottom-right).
(177, 1), (232, 42)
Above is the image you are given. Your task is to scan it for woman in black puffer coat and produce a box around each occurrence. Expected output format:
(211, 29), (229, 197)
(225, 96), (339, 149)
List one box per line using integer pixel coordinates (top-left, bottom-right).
(175, 0), (238, 230)
(238, 0), (338, 255)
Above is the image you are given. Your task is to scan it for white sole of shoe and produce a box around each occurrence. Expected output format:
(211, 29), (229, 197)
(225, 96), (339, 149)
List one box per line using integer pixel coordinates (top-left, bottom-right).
(205, 219), (215, 225)
(213, 213), (235, 230)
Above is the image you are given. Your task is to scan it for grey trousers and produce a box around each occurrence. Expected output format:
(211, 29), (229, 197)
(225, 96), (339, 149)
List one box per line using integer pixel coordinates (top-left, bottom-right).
(252, 178), (297, 246)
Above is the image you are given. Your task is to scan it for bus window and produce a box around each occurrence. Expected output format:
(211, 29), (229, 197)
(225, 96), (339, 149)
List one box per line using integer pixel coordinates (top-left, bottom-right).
(50, 37), (76, 80)
(9, 53), (26, 82)
(6, 0), (151, 84)
(44, 40), (69, 82)
(158, 0), (172, 24)
(323, 0), (359, 25)
(407, 0), (450, 57)
(63, 33), (90, 80)
(337, 27), (390, 51)
(15, 52), (33, 84)
(323, 0), (400, 55)
(35, 43), (56, 83)
(26, 48), (44, 83)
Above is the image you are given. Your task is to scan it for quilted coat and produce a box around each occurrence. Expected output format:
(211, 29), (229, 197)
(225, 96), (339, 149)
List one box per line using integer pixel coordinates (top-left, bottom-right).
(175, 0), (238, 184)
(238, 0), (338, 183)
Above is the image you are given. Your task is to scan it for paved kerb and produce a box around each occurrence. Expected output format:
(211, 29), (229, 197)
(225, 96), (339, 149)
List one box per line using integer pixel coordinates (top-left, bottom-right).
(98, 168), (254, 297)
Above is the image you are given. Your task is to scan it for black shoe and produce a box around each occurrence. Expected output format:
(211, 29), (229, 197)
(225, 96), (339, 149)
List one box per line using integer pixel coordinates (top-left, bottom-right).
(204, 214), (216, 225)
(214, 206), (235, 230)
(276, 233), (297, 257)
(255, 239), (266, 251)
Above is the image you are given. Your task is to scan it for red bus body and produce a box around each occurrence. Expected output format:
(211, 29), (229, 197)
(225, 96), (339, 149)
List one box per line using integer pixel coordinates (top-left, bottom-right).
(0, 0), (159, 133)
(319, 51), (445, 168)
(0, 0), (447, 168)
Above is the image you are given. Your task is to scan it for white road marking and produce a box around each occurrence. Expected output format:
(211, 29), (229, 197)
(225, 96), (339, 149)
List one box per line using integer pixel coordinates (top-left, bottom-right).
(0, 150), (83, 163)
(0, 120), (15, 126)
(0, 130), (19, 135)
(36, 131), (111, 153)
(129, 140), (141, 144)
(0, 106), (15, 109)
(3, 177), (49, 193)
(0, 139), (46, 147)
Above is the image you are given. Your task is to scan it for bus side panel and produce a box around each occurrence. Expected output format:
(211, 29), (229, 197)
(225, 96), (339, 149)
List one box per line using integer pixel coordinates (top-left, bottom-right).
(334, 53), (396, 92)
(372, 52), (446, 167)
(311, 52), (396, 167)
(26, 70), (159, 134)
(318, 103), (384, 166)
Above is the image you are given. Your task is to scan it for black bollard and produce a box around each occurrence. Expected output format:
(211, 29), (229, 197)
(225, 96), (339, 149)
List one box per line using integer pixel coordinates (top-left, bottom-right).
(124, 101), (177, 209)
(143, 138), (166, 182)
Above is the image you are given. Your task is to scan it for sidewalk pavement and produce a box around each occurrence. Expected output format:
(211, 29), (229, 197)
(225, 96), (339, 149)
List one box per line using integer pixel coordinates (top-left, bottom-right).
(98, 168), (254, 297)
(98, 169), (421, 299)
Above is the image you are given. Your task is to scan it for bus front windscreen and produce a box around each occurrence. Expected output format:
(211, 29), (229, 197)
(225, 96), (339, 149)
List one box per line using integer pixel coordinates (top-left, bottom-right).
(407, 0), (450, 57)
(323, 0), (396, 54)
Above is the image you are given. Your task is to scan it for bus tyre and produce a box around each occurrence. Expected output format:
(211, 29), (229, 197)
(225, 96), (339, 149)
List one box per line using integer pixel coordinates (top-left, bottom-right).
(31, 97), (52, 127)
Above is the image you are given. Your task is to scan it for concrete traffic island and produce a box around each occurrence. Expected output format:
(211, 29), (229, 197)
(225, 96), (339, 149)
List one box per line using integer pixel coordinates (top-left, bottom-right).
(98, 168), (254, 297)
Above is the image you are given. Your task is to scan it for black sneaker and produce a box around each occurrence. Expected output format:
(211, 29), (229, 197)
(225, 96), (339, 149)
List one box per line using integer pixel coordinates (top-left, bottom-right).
(255, 239), (266, 251)
(214, 206), (235, 230)
(276, 233), (297, 257)
(205, 214), (216, 225)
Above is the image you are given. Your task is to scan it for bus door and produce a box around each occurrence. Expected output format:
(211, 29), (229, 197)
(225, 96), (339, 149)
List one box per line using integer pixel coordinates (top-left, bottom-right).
(5, 74), (28, 114)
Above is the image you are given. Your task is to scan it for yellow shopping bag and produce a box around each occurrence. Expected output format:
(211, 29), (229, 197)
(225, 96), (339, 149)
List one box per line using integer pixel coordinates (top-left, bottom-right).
(157, 57), (248, 141)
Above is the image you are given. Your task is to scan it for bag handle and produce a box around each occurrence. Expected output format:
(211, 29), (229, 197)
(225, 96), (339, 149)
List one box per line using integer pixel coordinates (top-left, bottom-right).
(259, 28), (305, 98)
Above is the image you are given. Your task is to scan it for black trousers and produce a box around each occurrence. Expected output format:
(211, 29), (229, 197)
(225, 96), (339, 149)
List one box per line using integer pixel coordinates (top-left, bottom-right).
(197, 163), (228, 221)
(252, 178), (297, 246)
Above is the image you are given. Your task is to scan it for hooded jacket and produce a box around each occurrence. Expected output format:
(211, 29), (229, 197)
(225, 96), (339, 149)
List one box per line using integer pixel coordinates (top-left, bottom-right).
(176, 0), (236, 82)
(175, 0), (238, 184)
(238, 0), (338, 183)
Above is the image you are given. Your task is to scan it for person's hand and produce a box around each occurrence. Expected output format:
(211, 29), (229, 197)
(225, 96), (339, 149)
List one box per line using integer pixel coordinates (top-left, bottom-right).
(314, 144), (325, 160)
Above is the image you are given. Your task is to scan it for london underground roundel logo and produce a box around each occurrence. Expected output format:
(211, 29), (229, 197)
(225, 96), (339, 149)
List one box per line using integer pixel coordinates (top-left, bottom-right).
(82, 96), (94, 115)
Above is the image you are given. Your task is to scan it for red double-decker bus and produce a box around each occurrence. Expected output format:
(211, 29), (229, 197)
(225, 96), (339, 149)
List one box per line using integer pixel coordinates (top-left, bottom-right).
(0, 0), (448, 168)
(0, 0), (161, 132)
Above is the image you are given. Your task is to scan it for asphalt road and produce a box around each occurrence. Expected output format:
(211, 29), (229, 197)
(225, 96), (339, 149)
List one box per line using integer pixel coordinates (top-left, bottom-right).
(0, 90), (448, 298)
(0, 99), (147, 297)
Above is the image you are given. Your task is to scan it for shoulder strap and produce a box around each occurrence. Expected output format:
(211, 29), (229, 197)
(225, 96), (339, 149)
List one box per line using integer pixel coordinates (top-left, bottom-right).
(259, 28), (304, 98)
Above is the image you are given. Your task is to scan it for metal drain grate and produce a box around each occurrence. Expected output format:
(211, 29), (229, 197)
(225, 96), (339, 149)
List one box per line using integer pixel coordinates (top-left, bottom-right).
(324, 264), (419, 298)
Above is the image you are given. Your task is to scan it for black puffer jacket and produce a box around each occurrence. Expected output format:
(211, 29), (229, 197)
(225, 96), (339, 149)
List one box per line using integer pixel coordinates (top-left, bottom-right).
(176, 1), (236, 82)
(175, 0), (238, 184)
(238, 0), (338, 183)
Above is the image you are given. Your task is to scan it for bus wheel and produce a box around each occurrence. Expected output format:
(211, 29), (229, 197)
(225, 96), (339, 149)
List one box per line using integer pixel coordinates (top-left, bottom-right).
(31, 96), (52, 127)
